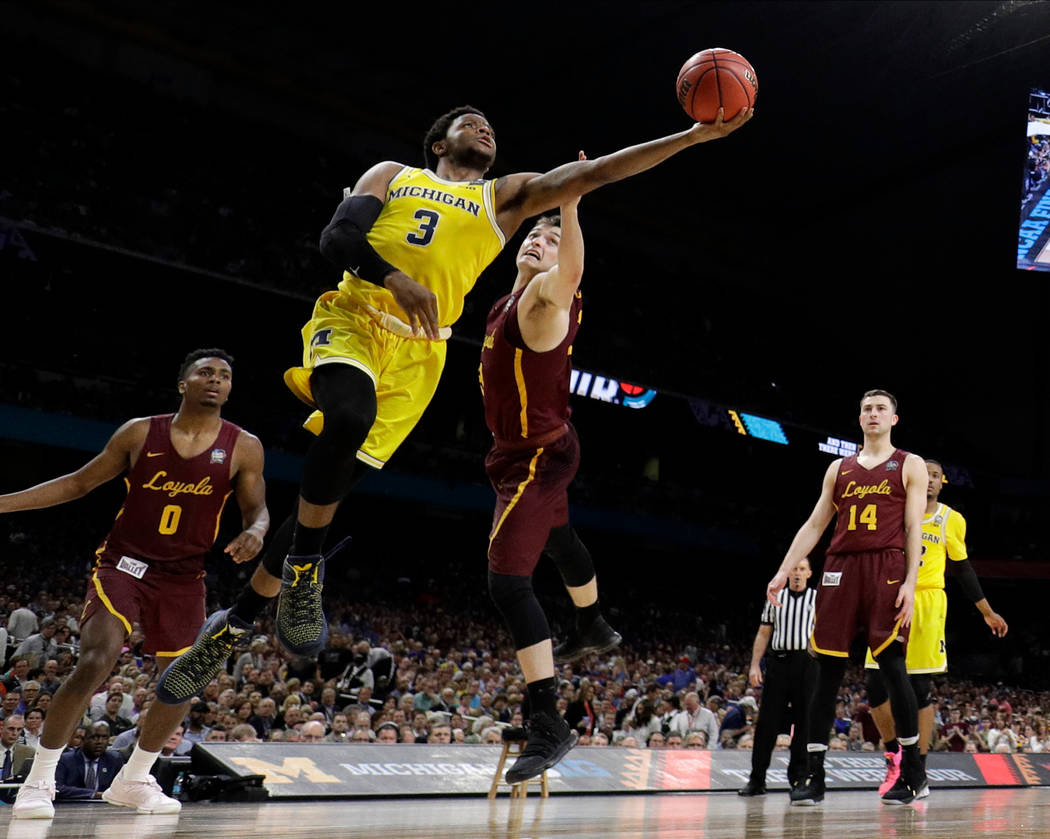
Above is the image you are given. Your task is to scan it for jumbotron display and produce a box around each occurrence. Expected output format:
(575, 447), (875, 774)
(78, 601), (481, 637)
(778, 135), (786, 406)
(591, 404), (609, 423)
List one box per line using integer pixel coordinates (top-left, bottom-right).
(1019, 87), (1050, 271)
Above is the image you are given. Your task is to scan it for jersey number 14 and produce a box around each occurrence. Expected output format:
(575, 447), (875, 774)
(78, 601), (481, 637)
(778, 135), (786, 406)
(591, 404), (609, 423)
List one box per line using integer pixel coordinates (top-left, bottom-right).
(846, 503), (878, 531)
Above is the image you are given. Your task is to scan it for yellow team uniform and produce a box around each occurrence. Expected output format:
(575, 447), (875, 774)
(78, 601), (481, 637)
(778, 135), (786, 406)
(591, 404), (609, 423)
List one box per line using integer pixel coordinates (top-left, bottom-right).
(284, 166), (505, 467)
(865, 502), (968, 673)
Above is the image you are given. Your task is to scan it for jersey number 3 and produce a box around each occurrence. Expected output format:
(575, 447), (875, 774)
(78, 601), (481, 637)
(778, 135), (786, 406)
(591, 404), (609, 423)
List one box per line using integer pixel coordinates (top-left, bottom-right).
(846, 503), (878, 531)
(406, 209), (440, 246)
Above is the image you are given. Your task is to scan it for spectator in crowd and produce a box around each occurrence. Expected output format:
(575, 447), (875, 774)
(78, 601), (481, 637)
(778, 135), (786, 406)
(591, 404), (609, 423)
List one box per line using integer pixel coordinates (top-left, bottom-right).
(13, 621), (59, 668)
(182, 702), (212, 745)
(7, 601), (39, 645)
(1, 716), (34, 780)
(376, 723), (399, 744)
(97, 692), (135, 740)
(300, 721), (325, 742)
(248, 698), (277, 741)
(21, 707), (45, 750)
(229, 724), (261, 743)
(0, 691), (22, 722)
(325, 714), (351, 743)
(55, 721), (123, 801)
(671, 691), (719, 747)
(719, 695), (757, 747)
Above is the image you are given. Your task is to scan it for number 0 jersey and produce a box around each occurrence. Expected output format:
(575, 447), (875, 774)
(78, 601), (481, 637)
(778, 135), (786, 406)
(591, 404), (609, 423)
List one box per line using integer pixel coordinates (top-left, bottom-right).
(827, 449), (909, 555)
(96, 415), (240, 574)
(337, 167), (506, 327)
(917, 502), (968, 590)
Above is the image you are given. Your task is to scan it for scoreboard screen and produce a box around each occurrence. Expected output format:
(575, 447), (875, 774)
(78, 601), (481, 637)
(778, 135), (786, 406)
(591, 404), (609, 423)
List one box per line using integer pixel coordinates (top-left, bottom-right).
(1019, 87), (1050, 271)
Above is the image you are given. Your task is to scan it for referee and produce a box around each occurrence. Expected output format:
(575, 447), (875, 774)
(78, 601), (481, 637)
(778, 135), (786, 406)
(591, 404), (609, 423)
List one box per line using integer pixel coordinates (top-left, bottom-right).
(739, 557), (818, 796)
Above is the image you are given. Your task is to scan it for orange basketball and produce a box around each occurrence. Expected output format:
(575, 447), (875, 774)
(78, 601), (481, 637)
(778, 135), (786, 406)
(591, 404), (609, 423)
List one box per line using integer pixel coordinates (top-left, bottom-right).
(676, 48), (757, 123)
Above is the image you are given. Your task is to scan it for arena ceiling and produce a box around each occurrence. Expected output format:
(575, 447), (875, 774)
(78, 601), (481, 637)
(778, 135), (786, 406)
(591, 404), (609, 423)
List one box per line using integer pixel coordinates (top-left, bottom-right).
(10, 0), (1050, 477)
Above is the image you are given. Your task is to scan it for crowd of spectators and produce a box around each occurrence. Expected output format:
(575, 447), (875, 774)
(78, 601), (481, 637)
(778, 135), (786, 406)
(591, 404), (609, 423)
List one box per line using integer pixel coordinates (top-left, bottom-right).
(2, 555), (1050, 795)
(1024, 132), (1050, 208)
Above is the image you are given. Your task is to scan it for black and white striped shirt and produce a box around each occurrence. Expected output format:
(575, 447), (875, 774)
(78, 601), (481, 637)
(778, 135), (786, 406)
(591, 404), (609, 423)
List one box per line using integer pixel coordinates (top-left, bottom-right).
(760, 587), (817, 651)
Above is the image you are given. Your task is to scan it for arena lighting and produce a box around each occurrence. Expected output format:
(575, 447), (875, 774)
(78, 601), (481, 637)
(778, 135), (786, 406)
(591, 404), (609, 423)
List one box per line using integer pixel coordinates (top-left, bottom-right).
(569, 368), (657, 409)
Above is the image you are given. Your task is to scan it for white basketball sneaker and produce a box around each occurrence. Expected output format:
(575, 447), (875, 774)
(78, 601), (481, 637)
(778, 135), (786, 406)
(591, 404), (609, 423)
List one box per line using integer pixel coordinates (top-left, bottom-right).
(102, 768), (182, 814)
(12, 779), (56, 819)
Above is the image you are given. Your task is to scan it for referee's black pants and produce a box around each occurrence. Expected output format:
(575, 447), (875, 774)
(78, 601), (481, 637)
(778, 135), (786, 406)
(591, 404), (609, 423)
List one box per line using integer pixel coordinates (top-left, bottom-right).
(750, 650), (817, 786)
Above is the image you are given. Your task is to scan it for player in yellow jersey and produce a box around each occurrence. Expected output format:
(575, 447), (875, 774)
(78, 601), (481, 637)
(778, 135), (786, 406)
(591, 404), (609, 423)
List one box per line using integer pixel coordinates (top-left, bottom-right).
(157, 103), (754, 702)
(865, 458), (1008, 799)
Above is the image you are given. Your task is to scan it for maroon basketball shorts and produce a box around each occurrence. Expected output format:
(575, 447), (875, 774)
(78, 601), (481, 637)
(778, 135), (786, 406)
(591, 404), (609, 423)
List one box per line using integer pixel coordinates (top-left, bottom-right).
(485, 425), (580, 576)
(81, 555), (207, 658)
(811, 550), (909, 658)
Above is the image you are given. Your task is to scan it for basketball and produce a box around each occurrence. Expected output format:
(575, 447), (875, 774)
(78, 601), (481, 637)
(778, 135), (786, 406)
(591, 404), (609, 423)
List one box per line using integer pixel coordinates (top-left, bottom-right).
(676, 48), (758, 123)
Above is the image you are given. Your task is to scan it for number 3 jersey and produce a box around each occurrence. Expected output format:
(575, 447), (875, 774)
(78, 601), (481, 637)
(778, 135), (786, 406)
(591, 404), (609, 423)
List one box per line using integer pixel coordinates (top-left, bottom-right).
(96, 414), (240, 575)
(337, 167), (506, 327)
(827, 449), (908, 555)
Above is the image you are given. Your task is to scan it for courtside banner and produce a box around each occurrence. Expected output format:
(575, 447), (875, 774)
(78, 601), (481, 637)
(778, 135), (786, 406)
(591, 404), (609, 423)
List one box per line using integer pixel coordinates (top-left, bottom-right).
(191, 744), (1040, 798)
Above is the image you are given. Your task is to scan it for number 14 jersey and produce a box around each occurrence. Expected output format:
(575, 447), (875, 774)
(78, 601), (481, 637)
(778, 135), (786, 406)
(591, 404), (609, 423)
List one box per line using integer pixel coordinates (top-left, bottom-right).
(827, 449), (908, 555)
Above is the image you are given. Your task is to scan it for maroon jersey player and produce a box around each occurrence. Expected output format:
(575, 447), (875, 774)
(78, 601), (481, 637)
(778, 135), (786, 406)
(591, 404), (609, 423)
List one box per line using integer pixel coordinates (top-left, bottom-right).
(479, 169), (621, 785)
(3, 349), (268, 819)
(766, 390), (927, 806)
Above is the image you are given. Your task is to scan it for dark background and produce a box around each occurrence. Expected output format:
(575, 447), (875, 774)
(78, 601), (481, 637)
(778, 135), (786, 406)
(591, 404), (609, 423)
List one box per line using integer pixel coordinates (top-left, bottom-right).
(1, 1), (1048, 682)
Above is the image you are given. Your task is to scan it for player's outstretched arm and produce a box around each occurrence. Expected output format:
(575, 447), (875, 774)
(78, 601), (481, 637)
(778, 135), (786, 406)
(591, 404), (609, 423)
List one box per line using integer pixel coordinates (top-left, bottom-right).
(495, 107), (752, 233)
(767, 459), (838, 604)
(319, 161), (440, 339)
(225, 432), (269, 564)
(517, 156), (587, 353)
(0, 419), (145, 514)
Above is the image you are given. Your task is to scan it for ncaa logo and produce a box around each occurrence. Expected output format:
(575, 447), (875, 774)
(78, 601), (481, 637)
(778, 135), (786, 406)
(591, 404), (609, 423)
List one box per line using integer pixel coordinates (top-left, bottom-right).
(210, 449), (227, 464)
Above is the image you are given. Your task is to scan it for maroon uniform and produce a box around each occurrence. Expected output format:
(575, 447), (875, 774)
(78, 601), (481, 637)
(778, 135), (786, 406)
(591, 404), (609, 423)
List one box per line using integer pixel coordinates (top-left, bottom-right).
(82, 415), (241, 656)
(480, 290), (582, 575)
(812, 450), (911, 658)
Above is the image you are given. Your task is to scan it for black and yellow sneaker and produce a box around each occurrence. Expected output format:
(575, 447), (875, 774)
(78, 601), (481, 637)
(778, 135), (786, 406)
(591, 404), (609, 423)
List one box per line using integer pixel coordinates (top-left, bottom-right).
(276, 553), (328, 656)
(789, 752), (826, 806)
(156, 609), (252, 704)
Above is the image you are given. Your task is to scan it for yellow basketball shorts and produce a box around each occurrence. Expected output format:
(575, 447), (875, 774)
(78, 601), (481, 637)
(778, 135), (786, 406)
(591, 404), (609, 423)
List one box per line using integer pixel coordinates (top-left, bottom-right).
(864, 587), (947, 674)
(283, 290), (447, 468)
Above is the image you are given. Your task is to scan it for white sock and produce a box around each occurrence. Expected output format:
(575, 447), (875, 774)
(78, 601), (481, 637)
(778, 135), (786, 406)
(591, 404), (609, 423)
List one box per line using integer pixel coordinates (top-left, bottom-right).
(24, 744), (64, 784)
(124, 744), (161, 783)
(807, 743), (828, 752)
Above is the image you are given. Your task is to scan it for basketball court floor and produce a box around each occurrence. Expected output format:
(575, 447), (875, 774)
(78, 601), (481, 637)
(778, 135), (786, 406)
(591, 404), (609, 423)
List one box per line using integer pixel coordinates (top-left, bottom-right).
(2, 788), (1047, 838)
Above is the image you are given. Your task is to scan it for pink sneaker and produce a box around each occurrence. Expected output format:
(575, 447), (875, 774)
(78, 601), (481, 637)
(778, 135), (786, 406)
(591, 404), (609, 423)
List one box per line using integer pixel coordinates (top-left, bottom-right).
(12, 779), (56, 819)
(102, 768), (182, 814)
(878, 748), (902, 797)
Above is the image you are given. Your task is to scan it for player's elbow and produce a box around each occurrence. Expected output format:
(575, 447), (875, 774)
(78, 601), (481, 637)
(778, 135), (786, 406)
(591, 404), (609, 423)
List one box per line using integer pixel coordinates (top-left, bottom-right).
(319, 221), (356, 268)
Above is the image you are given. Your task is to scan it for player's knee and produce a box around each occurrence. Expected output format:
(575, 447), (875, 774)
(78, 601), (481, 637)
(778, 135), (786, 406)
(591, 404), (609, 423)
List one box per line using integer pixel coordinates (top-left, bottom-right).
(910, 675), (933, 709)
(487, 571), (549, 649)
(488, 571), (533, 610)
(867, 670), (889, 708)
(75, 644), (122, 681)
(319, 399), (376, 451)
(544, 525), (595, 587)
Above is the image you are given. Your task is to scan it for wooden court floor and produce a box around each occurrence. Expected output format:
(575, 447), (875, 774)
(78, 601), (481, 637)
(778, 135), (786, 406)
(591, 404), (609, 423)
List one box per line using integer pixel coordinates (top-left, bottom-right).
(2, 788), (1048, 838)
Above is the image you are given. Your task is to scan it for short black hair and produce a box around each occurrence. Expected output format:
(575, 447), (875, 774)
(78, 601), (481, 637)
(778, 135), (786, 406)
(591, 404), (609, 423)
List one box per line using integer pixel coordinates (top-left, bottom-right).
(178, 348), (234, 383)
(423, 105), (487, 171)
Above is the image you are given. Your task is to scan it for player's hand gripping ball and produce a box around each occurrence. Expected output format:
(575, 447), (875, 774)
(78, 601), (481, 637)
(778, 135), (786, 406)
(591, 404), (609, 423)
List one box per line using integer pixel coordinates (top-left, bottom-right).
(676, 48), (757, 123)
